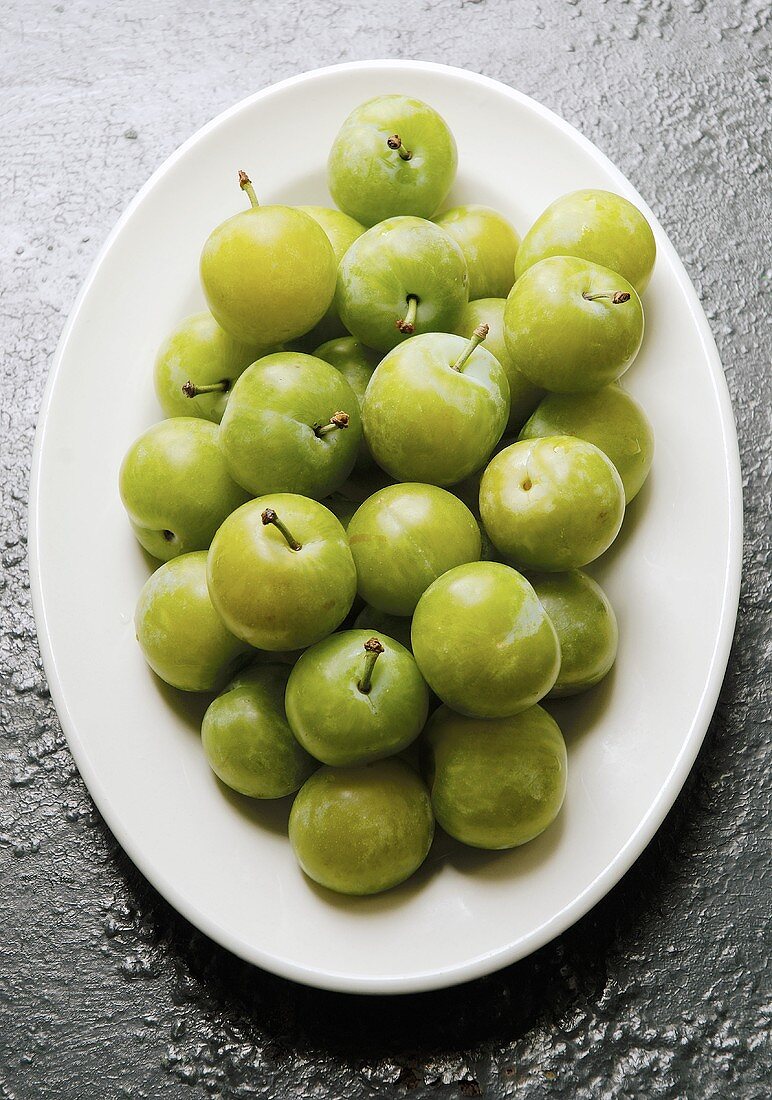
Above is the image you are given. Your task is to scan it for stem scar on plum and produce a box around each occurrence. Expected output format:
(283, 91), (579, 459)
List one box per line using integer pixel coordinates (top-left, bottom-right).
(387, 134), (412, 161)
(162, 529), (176, 542)
(357, 637), (385, 694)
(261, 508), (302, 552)
(315, 411), (350, 437)
(451, 323), (489, 373)
(182, 378), (230, 399)
(582, 290), (631, 304)
(396, 295), (419, 334)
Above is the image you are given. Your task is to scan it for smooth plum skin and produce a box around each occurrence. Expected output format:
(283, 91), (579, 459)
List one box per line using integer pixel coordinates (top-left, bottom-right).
(453, 298), (543, 430)
(201, 663), (316, 798)
(480, 436), (626, 571)
(153, 311), (266, 423)
(347, 483), (482, 616)
(296, 206), (366, 346)
(335, 217), (469, 353)
(519, 384), (655, 503)
(411, 562), (560, 718)
(119, 418), (250, 561)
(328, 95), (457, 226)
(529, 570), (618, 696)
(353, 605), (414, 651)
(434, 205), (520, 300)
(422, 704), (567, 849)
(314, 336), (380, 470)
(362, 332), (509, 486)
(200, 204), (337, 345)
(207, 494), (357, 651)
(515, 189), (657, 293)
(288, 760), (434, 895)
(135, 552), (250, 692)
(503, 256), (644, 393)
(219, 352), (362, 498)
(285, 630), (429, 766)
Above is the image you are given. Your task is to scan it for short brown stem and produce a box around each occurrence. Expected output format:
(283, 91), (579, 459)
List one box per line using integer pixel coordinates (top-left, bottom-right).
(582, 290), (631, 304)
(452, 323), (489, 372)
(396, 294), (419, 334)
(182, 379), (230, 398)
(387, 134), (412, 161)
(357, 637), (385, 694)
(238, 169), (259, 209)
(261, 508), (302, 551)
(315, 411), (350, 437)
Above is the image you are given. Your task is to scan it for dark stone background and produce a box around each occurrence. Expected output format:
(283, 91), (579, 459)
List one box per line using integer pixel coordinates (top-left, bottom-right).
(1, 1), (769, 1097)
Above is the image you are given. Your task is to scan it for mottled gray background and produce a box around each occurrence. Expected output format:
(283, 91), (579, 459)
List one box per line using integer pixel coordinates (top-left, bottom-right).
(1, 1), (770, 1097)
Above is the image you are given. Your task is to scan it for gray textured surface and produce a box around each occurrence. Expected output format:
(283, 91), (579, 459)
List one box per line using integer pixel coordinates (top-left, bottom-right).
(1, 1), (770, 1097)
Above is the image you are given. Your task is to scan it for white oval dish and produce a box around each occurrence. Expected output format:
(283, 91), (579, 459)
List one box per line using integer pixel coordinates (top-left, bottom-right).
(29, 61), (742, 994)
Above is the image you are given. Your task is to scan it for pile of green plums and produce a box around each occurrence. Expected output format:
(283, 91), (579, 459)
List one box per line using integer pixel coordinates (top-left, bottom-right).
(121, 94), (657, 897)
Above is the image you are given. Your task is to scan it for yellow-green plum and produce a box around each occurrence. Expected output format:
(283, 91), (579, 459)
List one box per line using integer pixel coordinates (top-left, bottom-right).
(201, 663), (316, 798)
(153, 311), (267, 423)
(411, 562), (560, 717)
(289, 760), (434, 895)
(335, 216), (468, 352)
(200, 171), (337, 345)
(207, 495), (357, 651)
(516, 189), (656, 293)
(422, 704), (567, 849)
(135, 552), (250, 692)
(362, 328), (509, 486)
(347, 483), (482, 615)
(286, 630), (429, 766)
(519, 385), (655, 503)
(353, 605), (414, 651)
(480, 436), (625, 571)
(504, 257), (644, 393)
(434, 205), (520, 300)
(530, 571), (618, 696)
(314, 337), (380, 470)
(219, 352), (362, 498)
(453, 298), (543, 430)
(119, 418), (250, 561)
(328, 95), (457, 226)
(295, 206), (366, 346)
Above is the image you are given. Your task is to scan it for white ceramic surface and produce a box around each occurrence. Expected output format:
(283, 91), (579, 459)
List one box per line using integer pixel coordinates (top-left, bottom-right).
(29, 61), (742, 994)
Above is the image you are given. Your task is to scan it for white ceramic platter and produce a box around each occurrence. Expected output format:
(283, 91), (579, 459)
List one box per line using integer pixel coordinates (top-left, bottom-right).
(29, 61), (742, 994)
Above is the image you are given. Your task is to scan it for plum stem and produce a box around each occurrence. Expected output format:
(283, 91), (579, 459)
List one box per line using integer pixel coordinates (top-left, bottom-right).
(182, 379), (230, 398)
(357, 637), (385, 694)
(238, 169), (259, 209)
(396, 295), (419, 334)
(582, 290), (631, 304)
(387, 134), (412, 161)
(261, 508), (302, 551)
(452, 323), (489, 372)
(315, 411), (350, 437)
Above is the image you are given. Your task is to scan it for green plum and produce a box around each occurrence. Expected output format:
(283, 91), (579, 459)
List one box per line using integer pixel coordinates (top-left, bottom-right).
(200, 171), (337, 345)
(362, 327), (509, 485)
(519, 384), (655, 503)
(201, 663), (316, 797)
(335, 216), (468, 352)
(153, 311), (266, 423)
(314, 336), (380, 470)
(516, 189), (656, 293)
(353, 605), (413, 651)
(411, 562), (560, 717)
(503, 257), (644, 393)
(347, 483), (482, 615)
(219, 352), (362, 498)
(135, 551), (250, 692)
(422, 704), (567, 849)
(295, 206), (366, 346)
(453, 298), (543, 430)
(119, 418), (250, 561)
(434, 205), (520, 300)
(207, 494), (356, 651)
(529, 571), (618, 696)
(289, 759), (434, 895)
(479, 436), (625, 571)
(286, 630), (429, 766)
(328, 95), (457, 226)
